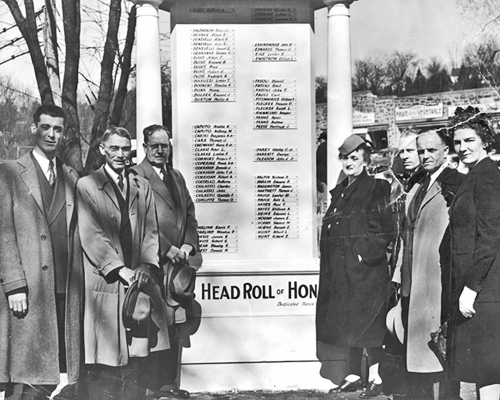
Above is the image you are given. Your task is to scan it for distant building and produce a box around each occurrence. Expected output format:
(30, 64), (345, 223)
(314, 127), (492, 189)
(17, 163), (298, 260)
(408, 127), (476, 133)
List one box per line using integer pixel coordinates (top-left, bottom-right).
(316, 86), (500, 150)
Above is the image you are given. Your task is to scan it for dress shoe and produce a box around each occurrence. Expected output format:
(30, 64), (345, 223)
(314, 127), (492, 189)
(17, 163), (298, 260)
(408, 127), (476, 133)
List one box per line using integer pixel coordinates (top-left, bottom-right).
(158, 388), (190, 399)
(359, 381), (383, 398)
(329, 378), (364, 393)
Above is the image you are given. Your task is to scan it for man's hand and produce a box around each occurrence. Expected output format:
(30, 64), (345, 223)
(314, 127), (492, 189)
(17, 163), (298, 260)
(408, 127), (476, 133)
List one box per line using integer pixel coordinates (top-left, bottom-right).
(180, 244), (193, 257)
(118, 267), (135, 286)
(459, 286), (477, 318)
(8, 292), (28, 319)
(134, 264), (151, 289)
(167, 245), (187, 265)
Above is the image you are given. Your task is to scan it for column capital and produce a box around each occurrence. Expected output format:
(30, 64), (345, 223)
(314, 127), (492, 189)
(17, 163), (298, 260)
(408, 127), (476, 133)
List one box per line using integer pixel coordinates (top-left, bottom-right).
(323, 0), (358, 9)
(129, 0), (164, 8)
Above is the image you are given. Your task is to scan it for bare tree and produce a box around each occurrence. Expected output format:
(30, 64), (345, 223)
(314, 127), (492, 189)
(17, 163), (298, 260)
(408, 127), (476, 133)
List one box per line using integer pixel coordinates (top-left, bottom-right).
(352, 52), (387, 95)
(386, 51), (418, 96)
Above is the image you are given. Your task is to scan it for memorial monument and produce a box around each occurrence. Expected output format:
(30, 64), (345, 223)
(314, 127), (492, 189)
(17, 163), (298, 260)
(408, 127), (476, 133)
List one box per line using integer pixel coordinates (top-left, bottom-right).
(130, 0), (358, 391)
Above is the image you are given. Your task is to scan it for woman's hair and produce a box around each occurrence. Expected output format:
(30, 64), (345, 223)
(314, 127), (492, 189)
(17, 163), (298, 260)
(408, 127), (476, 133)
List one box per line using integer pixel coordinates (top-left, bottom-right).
(448, 106), (496, 152)
(338, 141), (372, 164)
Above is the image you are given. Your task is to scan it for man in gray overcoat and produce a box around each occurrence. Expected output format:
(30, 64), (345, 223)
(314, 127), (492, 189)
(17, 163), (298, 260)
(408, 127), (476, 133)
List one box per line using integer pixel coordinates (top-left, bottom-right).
(132, 124), (199, 399)
(0, 105), (84, 400)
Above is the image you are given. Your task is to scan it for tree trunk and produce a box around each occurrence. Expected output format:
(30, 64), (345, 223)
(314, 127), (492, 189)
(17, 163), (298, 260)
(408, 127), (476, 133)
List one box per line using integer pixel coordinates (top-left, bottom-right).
(110, 6), (136, 127)
(2, 0), (54, 105)
(84, 0), (121, 173)
(60, 0), (83, 173)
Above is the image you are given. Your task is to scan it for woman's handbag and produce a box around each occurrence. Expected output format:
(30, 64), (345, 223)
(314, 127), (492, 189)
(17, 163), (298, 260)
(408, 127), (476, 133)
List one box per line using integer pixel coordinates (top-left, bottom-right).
(428, 321), (448, 367)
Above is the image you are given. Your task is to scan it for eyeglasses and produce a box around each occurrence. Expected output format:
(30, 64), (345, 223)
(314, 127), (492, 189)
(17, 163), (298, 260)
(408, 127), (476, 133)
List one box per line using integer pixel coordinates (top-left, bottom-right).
(148, 143), (169, 152)
(102, 145), (132, 155)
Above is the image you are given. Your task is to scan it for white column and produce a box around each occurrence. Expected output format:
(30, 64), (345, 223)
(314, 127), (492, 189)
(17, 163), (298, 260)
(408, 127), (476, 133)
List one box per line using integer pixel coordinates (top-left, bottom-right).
(323, 0), (357, 190)
(130, 0), (164, 160)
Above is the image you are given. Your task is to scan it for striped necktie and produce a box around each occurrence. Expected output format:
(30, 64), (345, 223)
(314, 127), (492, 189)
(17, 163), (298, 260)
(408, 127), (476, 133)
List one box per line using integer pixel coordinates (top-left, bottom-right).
(48, 160), (56, 188)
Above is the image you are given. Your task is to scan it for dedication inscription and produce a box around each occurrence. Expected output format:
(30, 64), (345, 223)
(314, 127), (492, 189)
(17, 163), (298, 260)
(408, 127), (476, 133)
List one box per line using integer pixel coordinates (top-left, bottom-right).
(191, 28), (236, 102)
(192, 124), (237, 203)
(253, 79), (298, 130)
(255, 175), (300, 239)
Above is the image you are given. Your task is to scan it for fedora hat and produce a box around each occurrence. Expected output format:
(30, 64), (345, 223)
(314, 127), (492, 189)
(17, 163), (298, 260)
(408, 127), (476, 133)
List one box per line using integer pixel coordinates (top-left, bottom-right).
(386, 298), (405, 344)
(122, 280), (153, 332)
(166, 263), (196, 307)
(338, 134), (365, 156)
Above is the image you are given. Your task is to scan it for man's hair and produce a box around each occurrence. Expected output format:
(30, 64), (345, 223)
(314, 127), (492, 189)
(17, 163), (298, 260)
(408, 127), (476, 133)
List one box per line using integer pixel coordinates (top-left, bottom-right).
(143, 124), (170, 145)
(417, 128), (450, 148)
(101, 126), (131, 143)
(33, 104), (66, 125)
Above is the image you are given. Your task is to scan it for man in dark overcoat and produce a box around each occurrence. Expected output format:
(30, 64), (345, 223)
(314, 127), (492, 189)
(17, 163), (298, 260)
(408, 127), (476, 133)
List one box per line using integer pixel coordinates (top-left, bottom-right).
(132, 124), (199, 399)
(0, 105), (84, 400)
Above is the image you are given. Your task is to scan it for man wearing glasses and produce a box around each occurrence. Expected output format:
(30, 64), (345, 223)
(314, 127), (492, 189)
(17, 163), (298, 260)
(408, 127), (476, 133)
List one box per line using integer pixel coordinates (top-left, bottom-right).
(76, 126), (169, 399)
(132, 124), (198, 399)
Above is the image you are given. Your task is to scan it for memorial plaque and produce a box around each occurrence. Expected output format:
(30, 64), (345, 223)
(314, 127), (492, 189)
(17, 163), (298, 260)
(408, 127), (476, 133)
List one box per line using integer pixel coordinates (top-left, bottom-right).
(252, 42), (297, 62)
(253, 78), (298, 129)
(254, 147), (298, 162)
(198, 225), (239, 253)
(251, 7), (297, 23)
(191, 28), (236, 102)
(254, 175), (300, 239)
(192, 124), (237, 203)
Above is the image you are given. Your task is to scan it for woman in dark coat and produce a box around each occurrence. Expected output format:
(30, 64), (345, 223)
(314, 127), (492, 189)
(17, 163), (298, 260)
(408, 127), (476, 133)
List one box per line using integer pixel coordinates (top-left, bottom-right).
(316, 135), (394, 398)
(446, 107), (500, 400)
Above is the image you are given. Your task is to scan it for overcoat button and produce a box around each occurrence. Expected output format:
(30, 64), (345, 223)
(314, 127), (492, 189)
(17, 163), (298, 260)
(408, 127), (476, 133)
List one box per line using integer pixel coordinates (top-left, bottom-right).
(41, 234), (47, 241)
(42, 265), (48, 271)
(0, 278), (4, 283)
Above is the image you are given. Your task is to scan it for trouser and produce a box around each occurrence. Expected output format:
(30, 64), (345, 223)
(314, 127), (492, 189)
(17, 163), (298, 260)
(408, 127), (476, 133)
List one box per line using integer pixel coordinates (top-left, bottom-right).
(148, 324), (181, 391)
(347, 347), (384, 377)
(83, 358), (152, 400)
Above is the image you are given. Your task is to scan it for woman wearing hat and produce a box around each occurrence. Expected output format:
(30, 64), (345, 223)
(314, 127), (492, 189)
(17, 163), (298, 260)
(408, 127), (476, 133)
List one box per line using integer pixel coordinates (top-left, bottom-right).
(316, 135), (394, 398)
(444, 107), (500, 400)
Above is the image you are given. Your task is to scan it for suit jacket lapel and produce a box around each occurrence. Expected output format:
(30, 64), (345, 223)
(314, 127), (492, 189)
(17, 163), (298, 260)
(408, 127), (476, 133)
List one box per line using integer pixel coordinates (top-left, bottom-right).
(62, 163), (77, 232)
(18, 153), (44, 216)
(418, 179), (441, 215)
(139, 159), (176, 212)
(47, 175), (65, 225)
(95, 167), (120, 211)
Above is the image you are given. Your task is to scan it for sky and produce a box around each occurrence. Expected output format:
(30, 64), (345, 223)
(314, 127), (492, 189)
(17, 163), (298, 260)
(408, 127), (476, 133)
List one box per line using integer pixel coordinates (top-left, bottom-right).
(313, 0), (471, 77)
(0, 0), (482, 95)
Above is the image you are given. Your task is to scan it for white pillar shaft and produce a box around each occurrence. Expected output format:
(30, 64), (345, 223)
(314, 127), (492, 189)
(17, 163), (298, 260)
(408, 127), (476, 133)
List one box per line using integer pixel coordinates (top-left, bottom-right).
(135, 3), (163, 160)
(326, 3), (353, 190)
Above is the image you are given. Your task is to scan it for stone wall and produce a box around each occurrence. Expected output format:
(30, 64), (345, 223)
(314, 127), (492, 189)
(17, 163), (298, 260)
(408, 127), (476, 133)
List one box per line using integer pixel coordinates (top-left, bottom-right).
(316, 86), (500, 148)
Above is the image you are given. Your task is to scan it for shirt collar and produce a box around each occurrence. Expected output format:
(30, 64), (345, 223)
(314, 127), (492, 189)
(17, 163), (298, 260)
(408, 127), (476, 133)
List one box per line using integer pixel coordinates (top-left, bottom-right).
(32, 149), (56, 177)
(429, 162), (448, 188)
(104, 163), (124, 184)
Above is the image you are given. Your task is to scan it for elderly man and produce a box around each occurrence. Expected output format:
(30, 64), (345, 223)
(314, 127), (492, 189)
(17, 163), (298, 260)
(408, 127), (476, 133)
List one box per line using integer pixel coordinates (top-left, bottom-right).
(0, 105), (84, 400)
(132, 124), (199, 399)
(77, 126), (169, 400)
(399, 129), (463, 399)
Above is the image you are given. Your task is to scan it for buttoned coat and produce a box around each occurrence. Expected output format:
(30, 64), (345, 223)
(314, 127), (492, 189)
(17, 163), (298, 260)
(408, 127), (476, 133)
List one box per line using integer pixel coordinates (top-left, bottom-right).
(131, 158), (199, 324)
(401, 168), (463, 373)
(446, 157), (500, 381)
(0, 153), (83, 385)
(316, 170), (394, 347)
(77, 166), (169, 366)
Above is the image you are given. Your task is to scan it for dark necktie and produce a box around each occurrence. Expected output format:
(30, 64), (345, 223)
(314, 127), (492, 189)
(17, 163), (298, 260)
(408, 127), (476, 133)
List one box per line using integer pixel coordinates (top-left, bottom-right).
(117, 174), (124, 191)
(48, 160), (56, 188)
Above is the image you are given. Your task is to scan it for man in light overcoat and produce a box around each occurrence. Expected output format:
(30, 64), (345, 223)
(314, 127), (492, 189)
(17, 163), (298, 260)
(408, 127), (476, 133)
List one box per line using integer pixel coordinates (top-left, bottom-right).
(399, 129), (463, 399)
(132, 124), (199, 399)
(77, 126), (169, 400)
(0, 105), (84, 400)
